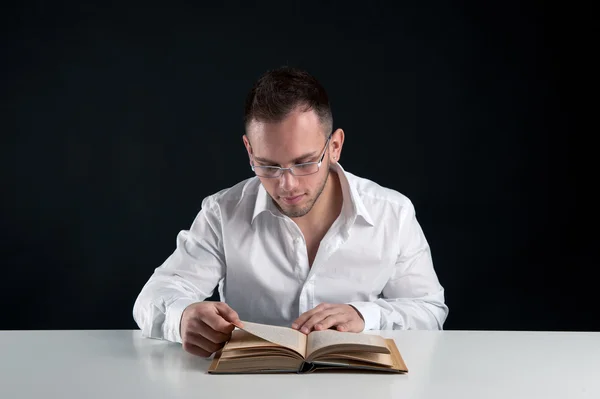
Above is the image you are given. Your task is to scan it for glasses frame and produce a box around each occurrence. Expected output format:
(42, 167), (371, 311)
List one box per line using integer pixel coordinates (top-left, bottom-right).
(250, 133), (332, 178)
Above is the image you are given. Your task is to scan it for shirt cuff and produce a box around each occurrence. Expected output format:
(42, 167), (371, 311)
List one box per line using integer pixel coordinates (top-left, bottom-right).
(164, 297), (198, 343)
(347, 302), (381, 332)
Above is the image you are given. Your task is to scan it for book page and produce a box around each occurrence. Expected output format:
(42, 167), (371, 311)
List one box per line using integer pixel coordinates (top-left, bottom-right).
(314, 351), (394, 367)
(306, 330), (389, 359)
(225, 329), (284, 351)
(386, 338), (408, 372)
(221, 348), (301, 359)
(209, 348), (302, 374)
(238, 321), (307, 358)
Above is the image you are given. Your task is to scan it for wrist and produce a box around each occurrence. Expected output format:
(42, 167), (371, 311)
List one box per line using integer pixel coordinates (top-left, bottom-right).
(348, 304), (365, 320)
(165, 298), (198, 343)
(346, 302), (381, 331)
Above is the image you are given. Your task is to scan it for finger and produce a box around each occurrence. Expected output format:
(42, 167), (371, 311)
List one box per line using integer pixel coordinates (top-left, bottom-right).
(336, 307), (365, 333)
(299, 308), (339, 334)
(184, 331), (223, 355)
(292, 309), (319, 331)
(214, 302), (243, 328)
(202, 308), (236, 334)
(195, 320), (232, 344)
(336, 320), (363, 333)
(337, 305), (365, 332)
(292, 303), (331, 330)
(314, 313), (348, 331)
(182, 341), (212, 358)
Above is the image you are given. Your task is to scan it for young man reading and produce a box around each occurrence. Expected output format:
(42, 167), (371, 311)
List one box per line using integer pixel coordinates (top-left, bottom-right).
(133, 67), (449, 358)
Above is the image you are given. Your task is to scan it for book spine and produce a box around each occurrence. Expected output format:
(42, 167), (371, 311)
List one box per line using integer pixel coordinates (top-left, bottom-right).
(298, 361), (316, 374)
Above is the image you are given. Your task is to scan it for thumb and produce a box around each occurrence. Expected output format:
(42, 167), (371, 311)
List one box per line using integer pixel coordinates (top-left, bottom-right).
(215, 302), (243, 328)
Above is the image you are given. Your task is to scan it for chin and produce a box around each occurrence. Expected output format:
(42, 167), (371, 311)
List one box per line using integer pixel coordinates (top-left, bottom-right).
(279, 200), (315, 218)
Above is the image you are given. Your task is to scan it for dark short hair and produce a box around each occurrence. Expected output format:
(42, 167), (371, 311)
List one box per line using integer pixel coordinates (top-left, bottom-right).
(244, 66), (333, 136)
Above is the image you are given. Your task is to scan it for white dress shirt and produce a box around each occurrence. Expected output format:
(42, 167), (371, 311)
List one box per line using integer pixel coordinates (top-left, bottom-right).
(133, 163), (449, 343)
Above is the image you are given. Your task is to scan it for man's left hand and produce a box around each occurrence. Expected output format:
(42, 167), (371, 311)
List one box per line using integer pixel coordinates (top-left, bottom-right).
(291, 303), (365, 334)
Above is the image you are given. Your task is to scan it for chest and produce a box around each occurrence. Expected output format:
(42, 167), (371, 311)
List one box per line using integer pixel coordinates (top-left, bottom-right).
(226, 213), (397, 279)
(224, 222), (396, 306)
(302, 233), (323, 268)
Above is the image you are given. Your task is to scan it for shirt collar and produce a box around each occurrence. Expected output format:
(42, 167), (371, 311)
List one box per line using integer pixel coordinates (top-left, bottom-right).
(334, 162), (374, 227)
(252, 182), (278, 223)
(251, 162), (374, 227)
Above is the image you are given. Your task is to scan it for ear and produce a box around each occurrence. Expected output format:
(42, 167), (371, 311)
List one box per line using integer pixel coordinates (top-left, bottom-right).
(330, 128), (345, 163)
(242, 135), (253, 163)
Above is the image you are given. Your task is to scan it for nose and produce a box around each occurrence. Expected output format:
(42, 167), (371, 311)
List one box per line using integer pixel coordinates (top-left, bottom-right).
(279, 169), (299, 192)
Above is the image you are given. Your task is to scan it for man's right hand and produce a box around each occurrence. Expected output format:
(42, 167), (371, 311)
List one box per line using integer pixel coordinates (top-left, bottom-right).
(180, 301), (243, 358)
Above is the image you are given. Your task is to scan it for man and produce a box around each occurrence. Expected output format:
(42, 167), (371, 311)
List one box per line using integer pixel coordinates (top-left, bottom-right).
(133, 66), (448, 358)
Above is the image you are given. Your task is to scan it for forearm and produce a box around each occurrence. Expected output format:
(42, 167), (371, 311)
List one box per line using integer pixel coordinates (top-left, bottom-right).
(133, 231), (224, 343)
(349, 289), (448, 331)
(133, 266), (219, 343)
(133, 280), (201, 343)
(133, 196), (226, 343)
(351, 197), (448, 331)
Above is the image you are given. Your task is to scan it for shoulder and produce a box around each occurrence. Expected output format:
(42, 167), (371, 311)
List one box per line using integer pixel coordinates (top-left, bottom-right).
(200, 176), (261, 215)
(345, 170), (417, 217)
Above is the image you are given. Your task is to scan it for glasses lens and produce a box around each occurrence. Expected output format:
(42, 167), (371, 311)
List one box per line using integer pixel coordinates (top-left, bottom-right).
(253, 163), (320, 177)
(254, 167), (281, 178)
(292, 163), (319, 176)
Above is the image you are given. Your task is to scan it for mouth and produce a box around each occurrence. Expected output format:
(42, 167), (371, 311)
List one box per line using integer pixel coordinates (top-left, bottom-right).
(279, 194), (305, 205)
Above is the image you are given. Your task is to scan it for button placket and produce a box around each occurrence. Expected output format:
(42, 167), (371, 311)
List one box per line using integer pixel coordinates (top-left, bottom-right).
(306, 218), (348, 281)
(305, 222), (352, 312)
(278, 216), (307, 281)
(286, 221), (309, 281)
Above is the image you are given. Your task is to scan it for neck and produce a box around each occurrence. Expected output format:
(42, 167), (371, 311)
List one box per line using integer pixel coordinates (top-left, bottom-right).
(294, 168), (343, 233)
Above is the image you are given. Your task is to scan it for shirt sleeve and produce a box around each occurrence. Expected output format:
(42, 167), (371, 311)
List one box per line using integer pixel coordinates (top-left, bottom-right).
(132, 195), (226, 343)
(349, 199), (449, 331)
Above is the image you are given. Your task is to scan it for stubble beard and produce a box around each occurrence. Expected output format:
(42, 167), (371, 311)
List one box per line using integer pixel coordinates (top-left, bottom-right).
(272, 164), (330, 218)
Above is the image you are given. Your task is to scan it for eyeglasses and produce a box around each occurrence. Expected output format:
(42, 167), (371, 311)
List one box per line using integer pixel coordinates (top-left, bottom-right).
(251, 134), (332, 178)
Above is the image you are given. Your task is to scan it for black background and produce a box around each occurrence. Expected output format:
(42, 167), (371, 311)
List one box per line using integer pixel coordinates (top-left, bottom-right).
(2, 1), (596, 332)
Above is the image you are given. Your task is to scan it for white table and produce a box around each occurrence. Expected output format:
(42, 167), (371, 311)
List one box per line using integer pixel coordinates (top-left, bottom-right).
(1, 329), (598, 399)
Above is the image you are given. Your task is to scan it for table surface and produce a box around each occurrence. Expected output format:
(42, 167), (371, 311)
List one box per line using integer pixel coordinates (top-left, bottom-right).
(1, 329), (599, 399)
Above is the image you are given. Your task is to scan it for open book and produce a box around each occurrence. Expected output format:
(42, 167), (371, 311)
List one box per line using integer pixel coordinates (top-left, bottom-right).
(208, 321), (408, 374)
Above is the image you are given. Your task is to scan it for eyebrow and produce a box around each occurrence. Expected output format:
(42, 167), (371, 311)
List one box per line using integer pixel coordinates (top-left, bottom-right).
(253, 151), (318, 165)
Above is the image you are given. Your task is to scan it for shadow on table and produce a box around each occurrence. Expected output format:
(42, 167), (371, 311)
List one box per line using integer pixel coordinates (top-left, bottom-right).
(130, 331), (213, 380)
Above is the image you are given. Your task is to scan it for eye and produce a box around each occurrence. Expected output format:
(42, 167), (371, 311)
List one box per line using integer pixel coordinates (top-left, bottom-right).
(295, 163), (312, 169)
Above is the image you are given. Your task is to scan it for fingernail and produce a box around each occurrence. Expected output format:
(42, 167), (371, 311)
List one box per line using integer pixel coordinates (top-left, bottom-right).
(301, 327), (309, 334)
(315, 324), (322, 330)
(291, 323), (298, 329)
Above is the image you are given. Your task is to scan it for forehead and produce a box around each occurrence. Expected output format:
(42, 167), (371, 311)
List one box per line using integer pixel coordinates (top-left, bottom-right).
(247, 109), (326, 158)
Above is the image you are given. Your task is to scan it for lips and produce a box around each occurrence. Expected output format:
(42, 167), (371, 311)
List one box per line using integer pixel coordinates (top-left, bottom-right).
(280, 194), (304, 205)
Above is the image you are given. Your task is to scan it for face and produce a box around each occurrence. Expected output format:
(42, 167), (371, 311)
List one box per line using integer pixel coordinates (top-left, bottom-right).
(243, 108), (343, 219)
